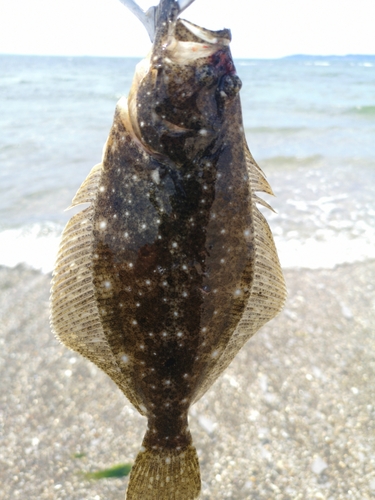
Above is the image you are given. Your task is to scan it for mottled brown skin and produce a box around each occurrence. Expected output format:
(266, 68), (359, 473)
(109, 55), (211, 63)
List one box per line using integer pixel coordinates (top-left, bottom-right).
(91, 21), (253, 453)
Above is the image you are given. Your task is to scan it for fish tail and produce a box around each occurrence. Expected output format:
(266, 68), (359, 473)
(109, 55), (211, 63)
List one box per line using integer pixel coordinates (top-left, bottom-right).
(126, 443), (201, 500)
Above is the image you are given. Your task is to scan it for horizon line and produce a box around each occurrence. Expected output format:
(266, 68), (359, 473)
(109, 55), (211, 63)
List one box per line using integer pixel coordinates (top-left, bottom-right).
(1, 52), (375, 60)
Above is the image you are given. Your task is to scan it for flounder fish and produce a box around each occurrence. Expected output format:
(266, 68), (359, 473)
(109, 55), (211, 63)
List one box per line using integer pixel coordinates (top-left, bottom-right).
(50, 0), (286, 498)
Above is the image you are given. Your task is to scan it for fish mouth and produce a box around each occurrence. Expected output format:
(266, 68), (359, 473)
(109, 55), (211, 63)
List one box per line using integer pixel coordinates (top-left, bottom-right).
(163, 19), (232, 65)
(119, 0), (231, 48)
(178, 19), (231, 46)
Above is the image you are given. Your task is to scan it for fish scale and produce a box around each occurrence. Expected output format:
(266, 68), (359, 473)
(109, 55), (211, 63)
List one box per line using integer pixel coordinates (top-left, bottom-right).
(50, 1), (286, 498)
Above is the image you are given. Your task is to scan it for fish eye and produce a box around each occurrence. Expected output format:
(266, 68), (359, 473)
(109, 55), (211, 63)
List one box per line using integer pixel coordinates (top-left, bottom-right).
(219, 74), (242, 97)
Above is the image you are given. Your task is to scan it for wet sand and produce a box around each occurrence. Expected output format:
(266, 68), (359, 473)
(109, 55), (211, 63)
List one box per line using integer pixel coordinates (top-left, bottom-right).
(1, 261), (374, 499)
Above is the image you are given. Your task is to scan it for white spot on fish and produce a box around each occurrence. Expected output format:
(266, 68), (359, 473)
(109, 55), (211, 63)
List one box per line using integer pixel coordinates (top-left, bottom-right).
(99, 220), (107, 230)
(151, 169), (160, 184)
(99, 186), (105, 192)
(122, 354), (129, 363)
(103, 281), (111, 289)
(211, 350), (219, 358)
(139, 404), (147, 413)
(199, 129), (208, 136)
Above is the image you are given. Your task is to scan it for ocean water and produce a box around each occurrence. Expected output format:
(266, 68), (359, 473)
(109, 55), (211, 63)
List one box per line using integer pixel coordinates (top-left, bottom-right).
(1, 53), (374, 272)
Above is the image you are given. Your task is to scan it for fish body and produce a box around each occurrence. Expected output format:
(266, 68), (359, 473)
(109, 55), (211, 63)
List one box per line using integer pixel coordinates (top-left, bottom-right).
(51, 1), (286, 498)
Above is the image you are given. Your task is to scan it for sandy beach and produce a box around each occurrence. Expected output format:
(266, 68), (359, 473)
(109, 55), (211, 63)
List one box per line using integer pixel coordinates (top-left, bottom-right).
(1, 260), (374, 499)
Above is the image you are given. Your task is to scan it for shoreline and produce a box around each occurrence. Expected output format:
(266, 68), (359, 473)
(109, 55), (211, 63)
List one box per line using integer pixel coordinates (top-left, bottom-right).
(1, 260), (374, 499)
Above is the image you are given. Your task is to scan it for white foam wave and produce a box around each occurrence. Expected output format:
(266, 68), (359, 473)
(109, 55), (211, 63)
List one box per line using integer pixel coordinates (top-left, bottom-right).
(0, 224), (61, 274)
(276, 233), (375, 269)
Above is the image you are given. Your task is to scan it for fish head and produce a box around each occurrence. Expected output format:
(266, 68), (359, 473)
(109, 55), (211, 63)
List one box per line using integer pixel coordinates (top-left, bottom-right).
(126, 16), (242, 160)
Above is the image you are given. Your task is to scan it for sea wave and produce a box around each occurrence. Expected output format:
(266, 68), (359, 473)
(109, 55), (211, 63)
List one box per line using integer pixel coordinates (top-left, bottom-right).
(261, 154), (324, 168)
(245, 126), (305, 134)
(0, 224), (61, 274)
(276, 233), (375, 269)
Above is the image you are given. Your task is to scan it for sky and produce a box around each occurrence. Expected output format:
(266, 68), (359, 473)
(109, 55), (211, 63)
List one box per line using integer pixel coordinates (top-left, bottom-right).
(0, 0), (375, 59)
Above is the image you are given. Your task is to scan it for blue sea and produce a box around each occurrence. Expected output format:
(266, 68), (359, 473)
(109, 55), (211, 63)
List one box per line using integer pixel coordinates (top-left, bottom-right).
(1, 53), (375, 272)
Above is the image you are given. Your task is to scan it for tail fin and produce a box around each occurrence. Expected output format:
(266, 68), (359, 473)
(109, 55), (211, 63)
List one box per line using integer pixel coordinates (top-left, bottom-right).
(126, 444), (201, 500)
